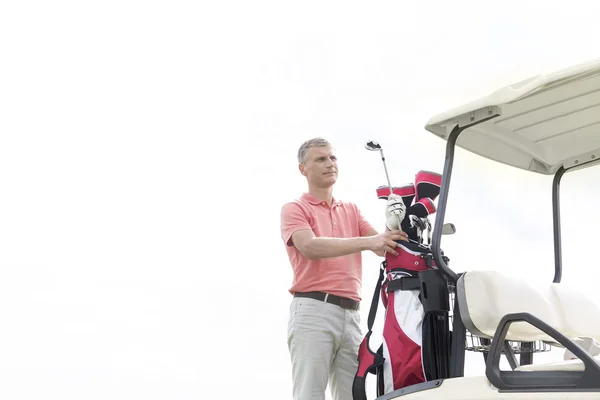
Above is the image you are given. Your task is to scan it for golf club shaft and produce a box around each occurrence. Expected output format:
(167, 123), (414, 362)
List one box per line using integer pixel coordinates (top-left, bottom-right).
(428, 223), (432, 245)
(366, 141), (403, 232)
(375, 144), (401, 228)
(379, 149), (393, 196)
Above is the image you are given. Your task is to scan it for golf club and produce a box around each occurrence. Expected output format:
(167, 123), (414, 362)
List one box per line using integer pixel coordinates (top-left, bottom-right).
(365, 140), (405, 234)
(425, 218), (433, 245)
(406, 215), (423, 244)
(365, 141), (393, 196)
(441, 222), (456, 235)
(420, 219), (455, 245)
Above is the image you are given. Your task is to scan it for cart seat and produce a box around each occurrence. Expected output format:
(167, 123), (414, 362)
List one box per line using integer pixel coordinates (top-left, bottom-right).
(456, 270), (600, 345)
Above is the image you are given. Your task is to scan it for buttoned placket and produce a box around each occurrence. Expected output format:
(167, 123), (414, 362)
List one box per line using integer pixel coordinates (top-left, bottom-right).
(321, 201), (338, 236)
(330, 203), (338, 236)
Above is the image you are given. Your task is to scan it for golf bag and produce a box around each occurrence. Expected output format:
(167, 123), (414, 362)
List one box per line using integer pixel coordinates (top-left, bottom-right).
(352, 170), (452, 399)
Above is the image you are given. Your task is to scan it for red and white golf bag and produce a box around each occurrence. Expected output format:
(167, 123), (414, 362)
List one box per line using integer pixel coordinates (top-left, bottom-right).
(353, 170), (452, 399)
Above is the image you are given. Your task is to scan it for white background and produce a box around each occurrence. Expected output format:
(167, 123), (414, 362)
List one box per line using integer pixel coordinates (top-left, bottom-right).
(2, 1), (600, 399)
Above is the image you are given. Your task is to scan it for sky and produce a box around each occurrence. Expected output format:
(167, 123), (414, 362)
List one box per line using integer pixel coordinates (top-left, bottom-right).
(2, 0), (600, 399)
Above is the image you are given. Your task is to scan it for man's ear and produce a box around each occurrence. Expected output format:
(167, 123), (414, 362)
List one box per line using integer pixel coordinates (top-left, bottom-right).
(299, 163), (307, 176)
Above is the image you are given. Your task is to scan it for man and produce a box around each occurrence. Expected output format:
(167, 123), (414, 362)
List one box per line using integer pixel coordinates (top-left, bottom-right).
(280, 137), (407, 400)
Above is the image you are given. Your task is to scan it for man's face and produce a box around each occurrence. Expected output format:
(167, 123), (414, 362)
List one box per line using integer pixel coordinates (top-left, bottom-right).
(299, 145), (338, 187)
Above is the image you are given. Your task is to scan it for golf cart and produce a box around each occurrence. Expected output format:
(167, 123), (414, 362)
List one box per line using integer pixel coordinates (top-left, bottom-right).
(366, 57), (600, 399)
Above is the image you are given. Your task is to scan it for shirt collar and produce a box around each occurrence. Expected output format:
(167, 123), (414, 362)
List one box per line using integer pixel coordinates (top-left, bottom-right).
(302, 192), (341, 208)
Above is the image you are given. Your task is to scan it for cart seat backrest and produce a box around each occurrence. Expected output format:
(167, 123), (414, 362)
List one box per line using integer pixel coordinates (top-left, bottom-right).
(456, 270), (600, 344)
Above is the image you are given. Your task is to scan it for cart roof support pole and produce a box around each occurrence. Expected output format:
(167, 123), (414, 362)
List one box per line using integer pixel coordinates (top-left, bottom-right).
(431, 113), (500, 282)
(431, 124), (462, 283)
(552, 166), (565, 284)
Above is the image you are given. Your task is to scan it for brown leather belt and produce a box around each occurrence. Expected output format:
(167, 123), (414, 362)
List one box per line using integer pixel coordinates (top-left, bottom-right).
(294, 291), (360, 311)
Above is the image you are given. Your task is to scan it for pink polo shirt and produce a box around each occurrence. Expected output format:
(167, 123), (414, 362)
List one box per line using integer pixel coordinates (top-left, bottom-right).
(280, 193), (375, 301)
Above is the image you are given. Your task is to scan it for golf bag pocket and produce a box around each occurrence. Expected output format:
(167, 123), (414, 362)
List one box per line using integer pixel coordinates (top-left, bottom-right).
(385, 242), (434, 273)
(381, 242), (433, 307)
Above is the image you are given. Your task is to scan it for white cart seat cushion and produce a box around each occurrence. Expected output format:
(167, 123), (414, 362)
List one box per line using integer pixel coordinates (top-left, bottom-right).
(456, 270), (600, 344)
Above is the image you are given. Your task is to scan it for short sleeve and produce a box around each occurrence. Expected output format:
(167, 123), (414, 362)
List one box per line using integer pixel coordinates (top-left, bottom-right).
(280, 202), (313, 246)
(356, 204), (375, 236)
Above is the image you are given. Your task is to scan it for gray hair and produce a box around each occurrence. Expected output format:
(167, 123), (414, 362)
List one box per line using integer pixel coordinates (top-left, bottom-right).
(297, 137), (331, 164)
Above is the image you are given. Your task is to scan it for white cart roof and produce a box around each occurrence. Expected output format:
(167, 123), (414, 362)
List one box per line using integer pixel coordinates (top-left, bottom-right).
(425, 57), (600, 175)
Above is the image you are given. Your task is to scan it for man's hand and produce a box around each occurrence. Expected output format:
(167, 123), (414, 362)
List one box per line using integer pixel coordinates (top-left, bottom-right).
(385, 193), (406, 231)
(367, 230), (408, 256)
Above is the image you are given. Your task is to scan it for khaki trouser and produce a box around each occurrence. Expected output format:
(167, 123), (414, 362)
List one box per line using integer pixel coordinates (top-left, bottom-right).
(287, 296), (362, 400)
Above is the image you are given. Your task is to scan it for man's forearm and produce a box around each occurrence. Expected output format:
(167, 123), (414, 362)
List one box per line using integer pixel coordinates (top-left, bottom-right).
(302, 236), (371, 259)
(364, 228), (385, 257)
(377, 226), (391, 255)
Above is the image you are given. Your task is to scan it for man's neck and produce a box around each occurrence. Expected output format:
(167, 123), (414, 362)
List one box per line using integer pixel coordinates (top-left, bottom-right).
(308, 186), (333, 205)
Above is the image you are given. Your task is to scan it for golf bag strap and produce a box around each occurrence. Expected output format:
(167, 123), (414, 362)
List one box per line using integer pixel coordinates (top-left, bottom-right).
(352, 262), (386, 400)
(367, 262), (385, 331)
(386, 276), (420, 292)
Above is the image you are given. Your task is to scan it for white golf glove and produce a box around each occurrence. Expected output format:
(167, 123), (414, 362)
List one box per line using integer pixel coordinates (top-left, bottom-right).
(385, 194), (406, 231)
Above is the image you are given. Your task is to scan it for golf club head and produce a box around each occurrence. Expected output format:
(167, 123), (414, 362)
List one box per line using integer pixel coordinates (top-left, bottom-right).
(365, 140), (382, 151)
(441, 223), (456, 235)
(409, 215), (426, 231)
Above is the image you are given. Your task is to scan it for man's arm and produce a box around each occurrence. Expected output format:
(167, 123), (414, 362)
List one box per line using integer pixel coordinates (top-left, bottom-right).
(282, 202), (372, 259)
(364, 227), (403, 257)
(357, 203), (399, 257)
(364, 228), (385, 257)
(291, 229), (373, 260)
(281, 202), (367, 258)
(291, 229), (406, 259)
(281, 202), (406, 259)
